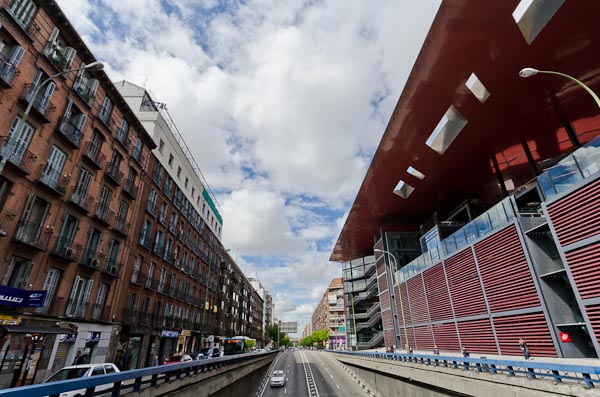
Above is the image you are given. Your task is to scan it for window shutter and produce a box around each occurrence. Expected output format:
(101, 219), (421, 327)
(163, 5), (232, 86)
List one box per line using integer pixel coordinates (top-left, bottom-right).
(39, 81), (56, 110)
(75, 113), (87, 132)
(1, 260), (14, 285)
(88, 79), (100, 104)
(63, 47), (76, 69)
(63, 99), (73, 121)
(74, 64), (85, 88)
(8, 45), (25, 68)
(43, 27), (60, 55)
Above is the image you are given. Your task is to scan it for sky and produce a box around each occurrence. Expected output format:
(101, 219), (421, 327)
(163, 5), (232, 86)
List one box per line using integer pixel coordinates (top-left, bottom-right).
(55, 0), (441, 336)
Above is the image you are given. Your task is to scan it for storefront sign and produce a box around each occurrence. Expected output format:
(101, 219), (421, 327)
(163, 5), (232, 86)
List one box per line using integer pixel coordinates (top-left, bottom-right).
(0, 286), (46, 307)
(0, 315), (21, 325)
(87, 332), (101, 343)
(181, 330), (191, 337)
(161, 330), (180, 338)
(60, 334), (77, 343)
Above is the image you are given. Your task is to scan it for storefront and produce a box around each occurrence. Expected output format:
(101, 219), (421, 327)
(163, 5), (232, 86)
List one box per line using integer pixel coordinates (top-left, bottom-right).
(0, 317), (77, 388)
(158, 330), (179, 363)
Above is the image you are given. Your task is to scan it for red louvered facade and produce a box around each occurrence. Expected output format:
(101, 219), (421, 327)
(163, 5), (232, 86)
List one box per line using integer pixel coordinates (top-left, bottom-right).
(331, 0), (600, 359)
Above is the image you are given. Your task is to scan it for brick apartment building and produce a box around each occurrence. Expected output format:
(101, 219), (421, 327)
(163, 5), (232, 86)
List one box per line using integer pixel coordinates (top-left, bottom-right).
(0, 0), (263, 387)
(311, 277), (346, 349)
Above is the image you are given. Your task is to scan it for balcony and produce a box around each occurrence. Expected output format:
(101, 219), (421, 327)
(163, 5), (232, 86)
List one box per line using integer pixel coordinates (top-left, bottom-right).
(122, 177), (137, 199)
(74, 81), (96, 108)
(91, 304), (111, 322)
(0, 51), (20, 87)
(93, 202), (114, 226)
(13, 221), (51, 250)
(1, 0), (41, 41)
(115, 131), (131, 152)
(131, 273), (145, 287)
(51, 237), (82, 262)
(55, 117), (84, 148)
(113, 218), (130, 236)
(98, 113), (115, 134)
(102, 259), (119, 278)
(69, 190), (94, 213)
(36, 164), (69, 196)
(79, 249), (105, 271)
(0, 209), (16, 238)
(20, 84), (56, 122)
(145, 277), (159, 291)
(82, 141), (106, 169)
(65, 299), (88, 319)
(104, 162), (123, 185)
(132, 146), (145, 166)
(139, 235), (152, 251)
(0, 136), (37, 174)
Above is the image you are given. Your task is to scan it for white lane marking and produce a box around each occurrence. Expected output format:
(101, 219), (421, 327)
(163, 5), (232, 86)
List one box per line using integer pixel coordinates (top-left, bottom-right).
(257, 353), (284, 397)
(300, 351), (321, 397)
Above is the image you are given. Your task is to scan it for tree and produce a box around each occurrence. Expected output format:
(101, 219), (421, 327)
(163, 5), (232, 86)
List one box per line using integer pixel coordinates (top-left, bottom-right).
(245, 339), (256, 349)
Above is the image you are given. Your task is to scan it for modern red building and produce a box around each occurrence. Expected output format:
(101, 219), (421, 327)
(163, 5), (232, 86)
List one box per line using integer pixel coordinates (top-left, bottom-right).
(331, 0), (600, 359)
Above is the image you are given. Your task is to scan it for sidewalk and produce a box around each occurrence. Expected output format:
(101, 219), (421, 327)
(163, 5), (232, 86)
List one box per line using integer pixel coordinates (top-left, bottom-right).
(362, 348), (600, 367)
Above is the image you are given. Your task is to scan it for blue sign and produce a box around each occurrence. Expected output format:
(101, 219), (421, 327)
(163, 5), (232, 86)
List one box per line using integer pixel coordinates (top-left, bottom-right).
(161, 330), (180, 338)
(0, 286), (46, 307)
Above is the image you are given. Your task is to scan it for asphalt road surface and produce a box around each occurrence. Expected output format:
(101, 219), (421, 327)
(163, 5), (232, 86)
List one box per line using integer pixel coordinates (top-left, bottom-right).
(256, 349), (371, 397)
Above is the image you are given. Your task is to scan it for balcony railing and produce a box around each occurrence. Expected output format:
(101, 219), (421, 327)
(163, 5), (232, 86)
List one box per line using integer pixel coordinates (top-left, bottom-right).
(13, 220), (51, 249)
(65, 298), (88, 318)
(69, 190), (94, 213)
(79, 249), (105, 270)
(1, 0), (41, 40)
(37, 164), (69, 195)
(102, 259), (119, 277)
(83, 141), (106, 169)
(113, 218), (130, 235)
(93, 202), (114, 225)
(122, 178), (137, 198)
(20, 83), (56, 121)
(104, 161), (123, 185)
(91, 304), (111, 322)
(55, 117), (84, 147)
(0, 50), (20, 87)
(74, 81), (96, 107)
(51, 237), (81, 262)
(0, 136), (37, 174)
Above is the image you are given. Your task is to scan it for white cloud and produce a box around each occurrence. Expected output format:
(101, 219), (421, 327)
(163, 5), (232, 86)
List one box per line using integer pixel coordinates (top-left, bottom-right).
(55, 0), (441, 323)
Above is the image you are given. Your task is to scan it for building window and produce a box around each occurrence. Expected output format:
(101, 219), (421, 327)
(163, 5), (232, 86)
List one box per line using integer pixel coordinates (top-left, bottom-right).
(92, 282), (108, 320)
(168, 154), (174, 167)
(8, 0), (37, 28)
(139, 219), (152, 247)
(99, 96), (113, 125)
(66, 276), (93, 317)
(2, 257), (32, 288)
(177, 166), (182, 179)
(132, 255), (142, 284)
(158, 139), (164, 153)
(43, 27), (76, 70)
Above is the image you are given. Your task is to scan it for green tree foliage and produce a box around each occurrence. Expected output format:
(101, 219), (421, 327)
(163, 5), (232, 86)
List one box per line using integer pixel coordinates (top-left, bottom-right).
(245, 339), (256, 349)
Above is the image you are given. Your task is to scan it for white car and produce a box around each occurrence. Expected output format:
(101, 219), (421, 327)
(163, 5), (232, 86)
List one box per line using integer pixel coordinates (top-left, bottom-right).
(270, 370), (285, 387)
(44, 363), (120, 397)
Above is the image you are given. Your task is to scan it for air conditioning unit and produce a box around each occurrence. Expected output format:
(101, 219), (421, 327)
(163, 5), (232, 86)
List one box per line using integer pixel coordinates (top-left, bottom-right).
(65, 247), (74, 257)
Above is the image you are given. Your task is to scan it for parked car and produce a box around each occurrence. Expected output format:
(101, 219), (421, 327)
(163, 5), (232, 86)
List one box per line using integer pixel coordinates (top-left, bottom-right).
(196, 347), (220, 359)
(43, 363), (120, 397)
(270, 370), (286, 387)
(164, 354), (193, 364)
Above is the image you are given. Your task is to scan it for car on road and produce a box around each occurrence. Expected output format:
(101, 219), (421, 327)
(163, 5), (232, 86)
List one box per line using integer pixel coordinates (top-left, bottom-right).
(270, 370), (286, 387)
(164, 354), (194, 364)
(43, 363), (120, 397)
(196, 347), (220, 359)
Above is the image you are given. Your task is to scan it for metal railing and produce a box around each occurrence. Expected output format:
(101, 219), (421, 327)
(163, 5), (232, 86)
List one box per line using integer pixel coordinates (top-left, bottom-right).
(20, 83), (56, 120)
(13, 221), (51, 249)
(0, 136), (37, 174)
(83, 141), (106, 168)
(329, 350), (600, 389)
(0, 50), (19, 86)
(55, 116), (84, 147)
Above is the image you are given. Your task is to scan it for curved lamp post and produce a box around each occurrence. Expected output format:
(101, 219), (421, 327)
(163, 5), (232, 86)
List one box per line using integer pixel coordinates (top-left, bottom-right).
(374, 248), (409, 351)
(0, 61), (104, 174)
(519, 67), (600, 109)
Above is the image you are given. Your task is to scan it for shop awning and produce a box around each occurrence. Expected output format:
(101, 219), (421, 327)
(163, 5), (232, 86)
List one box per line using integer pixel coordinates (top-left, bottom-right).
(3, 325), (72, 334)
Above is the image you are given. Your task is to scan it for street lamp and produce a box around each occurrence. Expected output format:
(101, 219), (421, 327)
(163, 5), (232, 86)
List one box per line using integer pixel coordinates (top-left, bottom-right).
(0, 61), (104, 174)
(519, 67), (600, 109)
(374, 248), (409, 351)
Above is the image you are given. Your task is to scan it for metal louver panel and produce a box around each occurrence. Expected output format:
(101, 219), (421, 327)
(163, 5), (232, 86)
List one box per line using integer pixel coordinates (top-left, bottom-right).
(407, 275), (430, 324)
(413, 325), (434, 351)
(547, 177), (600, 247)
(475, 225), (540, 313)
(565, 242), (600, 299)
(457, 319), (498, 354)
(493, 312), (556, 357)
(380, 290), (391, 312)
(397, 282), (412, 327)
(585, 305), (600, 346)
(424, 264), (453, 321)
(444, 248), (487, 317)
(432, 322), (460, 352)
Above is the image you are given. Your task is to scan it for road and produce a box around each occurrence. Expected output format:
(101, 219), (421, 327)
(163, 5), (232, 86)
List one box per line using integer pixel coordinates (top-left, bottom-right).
(256, 349), (372, 397)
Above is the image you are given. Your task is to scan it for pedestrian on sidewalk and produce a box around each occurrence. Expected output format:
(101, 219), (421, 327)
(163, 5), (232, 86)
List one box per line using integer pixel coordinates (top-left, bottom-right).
(433, 345), (440, 355)
(518, 338), (531, 360)
(462, 347), (470, 358)
(72, 351), (84, 366)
